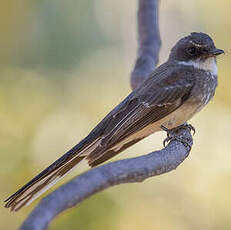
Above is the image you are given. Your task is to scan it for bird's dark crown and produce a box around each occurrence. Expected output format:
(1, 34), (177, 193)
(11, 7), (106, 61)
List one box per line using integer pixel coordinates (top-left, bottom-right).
(169, 32), (224, 62)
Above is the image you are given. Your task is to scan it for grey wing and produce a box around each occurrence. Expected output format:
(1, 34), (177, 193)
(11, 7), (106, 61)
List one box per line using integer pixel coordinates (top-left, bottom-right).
(87, 65), (195, 166)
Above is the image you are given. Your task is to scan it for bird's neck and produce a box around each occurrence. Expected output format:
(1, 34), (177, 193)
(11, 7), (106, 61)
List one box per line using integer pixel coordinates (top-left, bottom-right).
(178, 57), (217, 75)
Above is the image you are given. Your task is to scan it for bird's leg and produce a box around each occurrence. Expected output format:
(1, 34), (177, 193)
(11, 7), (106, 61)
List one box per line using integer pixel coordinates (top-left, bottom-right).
(161, 123), (195, 149)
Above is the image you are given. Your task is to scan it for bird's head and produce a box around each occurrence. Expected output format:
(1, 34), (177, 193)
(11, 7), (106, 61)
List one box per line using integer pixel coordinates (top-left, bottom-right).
(169, 32), (224, 75)
(169, 32), (224, 62)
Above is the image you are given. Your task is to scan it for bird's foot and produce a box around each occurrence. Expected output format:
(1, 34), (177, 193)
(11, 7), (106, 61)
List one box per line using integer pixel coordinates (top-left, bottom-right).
(161, 123), (195, 149)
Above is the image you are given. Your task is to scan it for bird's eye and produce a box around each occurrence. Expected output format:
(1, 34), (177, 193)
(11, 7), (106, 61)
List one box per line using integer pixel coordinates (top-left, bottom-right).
(202, 48), (208, 53)
(187, 47), (196, 55)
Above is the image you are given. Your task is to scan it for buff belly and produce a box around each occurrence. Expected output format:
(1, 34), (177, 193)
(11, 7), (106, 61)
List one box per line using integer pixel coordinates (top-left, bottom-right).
(110, 100), (202, 152)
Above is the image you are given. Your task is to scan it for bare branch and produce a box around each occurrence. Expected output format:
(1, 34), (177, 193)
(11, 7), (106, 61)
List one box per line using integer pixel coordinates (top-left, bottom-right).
(20, 127), (192, 230)
(20, 0), (194, 229)
(131, 0), (161, 89)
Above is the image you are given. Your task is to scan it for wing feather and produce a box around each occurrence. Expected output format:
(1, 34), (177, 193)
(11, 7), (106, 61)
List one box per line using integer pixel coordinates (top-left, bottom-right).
(87, 64), (195, 165)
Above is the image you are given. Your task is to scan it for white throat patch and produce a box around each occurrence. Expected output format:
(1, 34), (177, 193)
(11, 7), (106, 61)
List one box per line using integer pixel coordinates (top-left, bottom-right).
(179, 57), (217, 75)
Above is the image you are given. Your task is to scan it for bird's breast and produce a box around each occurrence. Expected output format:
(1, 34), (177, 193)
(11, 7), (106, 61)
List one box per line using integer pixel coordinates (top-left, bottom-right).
(109, 72), (218, 153)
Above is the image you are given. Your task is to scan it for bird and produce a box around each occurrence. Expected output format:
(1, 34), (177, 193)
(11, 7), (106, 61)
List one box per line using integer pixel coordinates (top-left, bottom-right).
(4, 32), (224, 211)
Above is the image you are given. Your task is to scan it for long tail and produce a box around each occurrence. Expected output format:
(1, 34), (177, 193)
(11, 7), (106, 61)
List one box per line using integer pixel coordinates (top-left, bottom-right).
(4, 136), (100, 212)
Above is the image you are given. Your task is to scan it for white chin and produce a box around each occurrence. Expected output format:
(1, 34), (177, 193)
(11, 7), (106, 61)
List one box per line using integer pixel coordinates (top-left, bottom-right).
(178, 57), (217, 75)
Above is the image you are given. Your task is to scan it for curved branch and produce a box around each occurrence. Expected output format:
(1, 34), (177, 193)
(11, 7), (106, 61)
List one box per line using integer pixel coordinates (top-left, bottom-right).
(20, 0), (193, 229)
(20, 127), (192, 230)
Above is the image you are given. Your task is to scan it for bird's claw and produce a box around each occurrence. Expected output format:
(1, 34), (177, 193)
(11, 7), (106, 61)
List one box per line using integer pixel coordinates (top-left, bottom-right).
(163, 135), (171, 147)
(185, 124), (195, 135)
(161, 125), (172, 147)
(161, 123), (195, 148)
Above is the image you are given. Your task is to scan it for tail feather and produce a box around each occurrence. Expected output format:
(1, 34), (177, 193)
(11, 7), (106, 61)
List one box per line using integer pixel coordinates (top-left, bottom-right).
(4, 154), (85, 211)
(4, 136), (101, 211)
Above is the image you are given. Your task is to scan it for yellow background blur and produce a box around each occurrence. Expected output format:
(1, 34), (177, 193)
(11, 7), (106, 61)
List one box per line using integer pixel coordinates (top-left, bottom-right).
(1, 1), (231, 229)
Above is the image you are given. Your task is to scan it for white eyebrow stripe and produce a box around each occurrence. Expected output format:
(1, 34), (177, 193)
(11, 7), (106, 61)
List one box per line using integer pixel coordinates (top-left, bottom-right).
(189, 40), (204, 47)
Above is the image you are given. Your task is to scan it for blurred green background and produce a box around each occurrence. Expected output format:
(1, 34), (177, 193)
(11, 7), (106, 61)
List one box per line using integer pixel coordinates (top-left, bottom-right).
(1, 0), (231, 229)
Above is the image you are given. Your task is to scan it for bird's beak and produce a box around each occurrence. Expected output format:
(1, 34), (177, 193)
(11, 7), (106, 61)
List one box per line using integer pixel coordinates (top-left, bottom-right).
(210, 48), (225, 56)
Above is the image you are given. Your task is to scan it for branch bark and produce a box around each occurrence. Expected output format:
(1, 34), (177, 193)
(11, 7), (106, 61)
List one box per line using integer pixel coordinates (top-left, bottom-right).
(20, 0), (193, 229)
(131, 0), (161, 89)
(20, 128), (192, 230)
